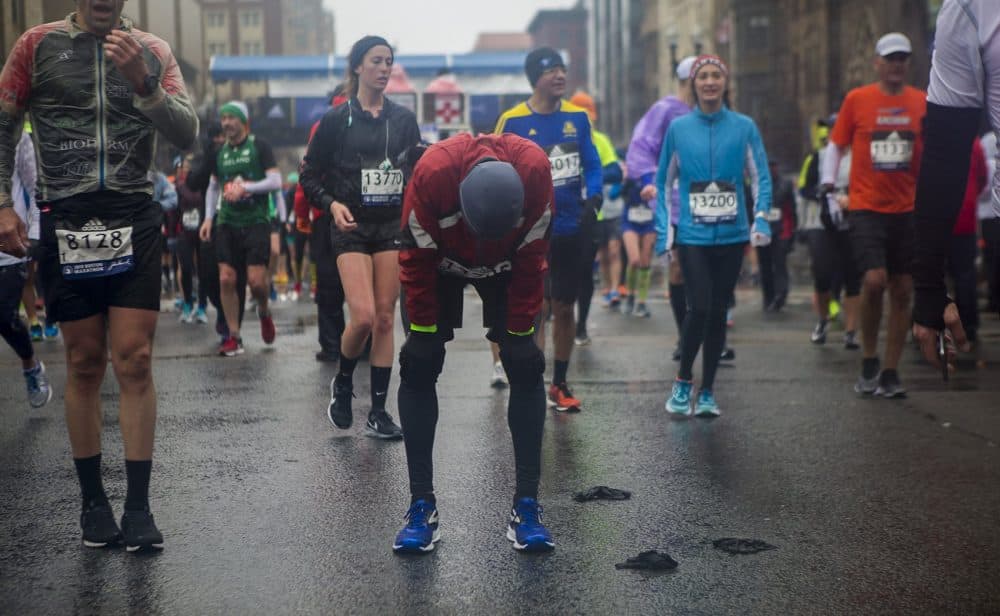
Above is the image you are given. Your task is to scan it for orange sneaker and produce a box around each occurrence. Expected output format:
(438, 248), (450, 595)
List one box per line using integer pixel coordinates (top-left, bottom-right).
(548, 382), (582, 412)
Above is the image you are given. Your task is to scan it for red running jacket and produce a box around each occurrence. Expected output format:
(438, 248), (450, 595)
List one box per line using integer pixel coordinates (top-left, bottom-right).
(400, 133), (553, 333)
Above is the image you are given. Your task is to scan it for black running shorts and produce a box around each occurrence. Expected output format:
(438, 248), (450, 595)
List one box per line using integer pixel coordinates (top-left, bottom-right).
(330, 219), (401, 257)
(215, 222), (271, 267)
(38, 192), (162, 322)
(848, 210), (914, 276)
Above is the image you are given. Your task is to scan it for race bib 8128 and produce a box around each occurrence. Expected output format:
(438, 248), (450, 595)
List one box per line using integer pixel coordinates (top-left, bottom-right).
(56, 216), (134, 279)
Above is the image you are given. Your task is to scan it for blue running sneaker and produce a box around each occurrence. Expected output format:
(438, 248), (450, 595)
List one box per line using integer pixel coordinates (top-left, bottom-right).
(195, 306), (209, 324)
(667, 379), (693, 417)
(695, 389), (721, 418)
(43, 323), (59, 339)
(24, 360), (52, 409)
(30, 323), (43, 342)
(506, 497), (554, 552)
(393, 499), (440, 554)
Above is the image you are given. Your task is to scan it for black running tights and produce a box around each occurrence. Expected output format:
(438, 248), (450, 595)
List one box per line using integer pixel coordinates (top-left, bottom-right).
(676, 243), (744, 390)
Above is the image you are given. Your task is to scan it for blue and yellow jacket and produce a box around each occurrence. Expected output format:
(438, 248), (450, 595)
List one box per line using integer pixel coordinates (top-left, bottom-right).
(655, 105), (772, 251)
(495, 101), (602, 236)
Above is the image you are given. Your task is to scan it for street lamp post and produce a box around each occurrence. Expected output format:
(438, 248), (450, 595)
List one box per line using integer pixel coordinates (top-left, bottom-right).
(666, 27), (679, 75)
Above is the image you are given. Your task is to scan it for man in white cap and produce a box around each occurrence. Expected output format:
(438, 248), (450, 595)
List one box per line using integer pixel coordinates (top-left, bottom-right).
(820, 32), (927, 398)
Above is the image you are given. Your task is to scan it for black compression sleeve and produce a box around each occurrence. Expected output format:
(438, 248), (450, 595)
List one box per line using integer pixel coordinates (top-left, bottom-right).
(912, 102), (981, 329)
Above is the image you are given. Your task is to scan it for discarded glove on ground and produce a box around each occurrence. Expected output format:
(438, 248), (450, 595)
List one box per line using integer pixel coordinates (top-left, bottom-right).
(615, 550), (678, 571)
(572, 486), (632, 502)
(712, 538), (777, 555)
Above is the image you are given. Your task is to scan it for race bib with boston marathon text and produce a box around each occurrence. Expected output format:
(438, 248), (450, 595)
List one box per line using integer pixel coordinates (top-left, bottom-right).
(55, 216), (134, 279)
(689, 180), (738, 224)
(545, 142), (581, 188)
(870, 131), (915, 171)
(361, 168), (404, 207)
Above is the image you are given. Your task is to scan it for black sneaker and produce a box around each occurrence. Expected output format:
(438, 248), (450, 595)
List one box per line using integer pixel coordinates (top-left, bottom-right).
(365, 409), (403, 440)
(875, 370), (907, 399)
(811, 320), (828, 344)
(720, 348), (736, 361)
(327, 376), (354, 429)
(81, 499), (122, 548)
(315, 350), (339, 363)
(121, 509), (164, 553)
(843, 330), (860, 350)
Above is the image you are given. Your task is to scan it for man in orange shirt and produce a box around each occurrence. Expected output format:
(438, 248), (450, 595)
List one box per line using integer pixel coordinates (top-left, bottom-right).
(820, 33), (926, 398)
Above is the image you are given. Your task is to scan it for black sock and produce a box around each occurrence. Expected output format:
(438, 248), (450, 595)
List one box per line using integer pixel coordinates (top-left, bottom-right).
(124, 459), (152, 512)
(411, 493), (436, 505)
(371, 366), (391, 411)
(74, 454), (106, 504)
(338, 354), (359, 384)
(862, 357), (880, 379)
(554, 360), (569, 385)
(669, 284), (687, 330)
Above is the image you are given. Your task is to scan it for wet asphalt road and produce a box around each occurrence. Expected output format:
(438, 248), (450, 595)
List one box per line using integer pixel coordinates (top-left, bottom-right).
(2, 287), (999, 615)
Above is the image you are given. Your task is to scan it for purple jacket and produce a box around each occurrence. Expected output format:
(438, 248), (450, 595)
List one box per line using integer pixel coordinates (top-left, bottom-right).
(626, 95), (691, 219)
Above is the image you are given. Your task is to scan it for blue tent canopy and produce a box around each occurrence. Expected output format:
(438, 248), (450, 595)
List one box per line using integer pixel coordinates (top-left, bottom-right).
(210, 51), (529, 82)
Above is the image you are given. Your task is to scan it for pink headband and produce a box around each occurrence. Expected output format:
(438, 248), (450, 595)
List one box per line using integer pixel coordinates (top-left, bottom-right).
(690, 55), (729, 78)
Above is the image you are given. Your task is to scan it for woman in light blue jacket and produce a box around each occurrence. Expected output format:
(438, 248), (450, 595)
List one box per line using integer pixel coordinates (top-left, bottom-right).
(654, 55), (773, 417)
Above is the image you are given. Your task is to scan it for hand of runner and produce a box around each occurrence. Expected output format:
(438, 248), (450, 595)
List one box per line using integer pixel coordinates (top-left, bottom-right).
(330, 201), (357, 232)
(639, 184), (657, 202)
(0, 204), (29, 257)
(198, 218), (212, 243)
(912, 302), (970, 370)
(223, 179), (247, 202)
(103, 30), (151, 94)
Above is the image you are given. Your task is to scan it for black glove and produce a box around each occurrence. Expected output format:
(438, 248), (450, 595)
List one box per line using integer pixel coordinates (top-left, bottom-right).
(498, 333), (545, 387)
(577, 194), (602, 234)
(399, 330), (445, 384)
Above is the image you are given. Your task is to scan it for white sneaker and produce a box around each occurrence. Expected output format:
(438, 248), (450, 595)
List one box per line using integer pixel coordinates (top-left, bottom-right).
(490, 361), (508, 388)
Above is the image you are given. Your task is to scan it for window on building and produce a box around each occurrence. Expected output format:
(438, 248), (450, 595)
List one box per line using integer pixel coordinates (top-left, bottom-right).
(207, 12), (225, 28)
(208, 42), (227, 57)
(240, 11), (261, 27)
(242, 42), (263, 56)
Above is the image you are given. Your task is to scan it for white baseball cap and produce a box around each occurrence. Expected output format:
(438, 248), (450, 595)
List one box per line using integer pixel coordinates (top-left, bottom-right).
(676, 56), (697, 81)
(875, 32), (912, 57)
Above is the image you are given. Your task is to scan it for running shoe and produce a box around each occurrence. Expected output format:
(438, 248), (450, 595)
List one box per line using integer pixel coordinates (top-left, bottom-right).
(855, 362), (880, 396)
(506, 497), (554, 552)
(875, 370), (907, 399)
(293, 281), (302, 298)
(29, 323), (43, 342)
(269, 284), (277, 302)
(195, 306), (209, 324)
(218, 336), (244, 357)
(624, 294), (635, 316)
(695, 389), (721, 418)
(173, 296), (183, 310)
(633, 303), (651, 318)
(393, 499), (440, 553)
(179, 303), (193, 323)
(258, 308), (276, 345)
(25, 361), (52, 409)
(574, 332), (592, 346)
(720, 348), (736, 361)
(43, 323), (59, 339)
(667, 379), (693, 417)
(327, 376), (354, 429)
(365, 409), (403, 440)
(315, 350), (339, 363)
(843, 330), (859, 350)
(548, 383), (581, 412)
(811, 320), (828, 344)
(490, 360), (508, 388)
(81, 499), (122, 548)
(608, 289), (621, 309)
(121, 508), (164, 553)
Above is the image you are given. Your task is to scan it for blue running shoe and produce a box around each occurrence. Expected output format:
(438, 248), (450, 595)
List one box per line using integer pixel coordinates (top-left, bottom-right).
(393, 499), (440, 554)
(667, 379), (693, 417)
(30, 323), (43, 341)
(695, 389), (721, 417)
(43, 323), (59, 339)
(506, 497), (554, 552)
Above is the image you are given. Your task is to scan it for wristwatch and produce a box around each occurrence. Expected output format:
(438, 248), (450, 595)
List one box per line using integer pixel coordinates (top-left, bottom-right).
(141, 73), (159, 96)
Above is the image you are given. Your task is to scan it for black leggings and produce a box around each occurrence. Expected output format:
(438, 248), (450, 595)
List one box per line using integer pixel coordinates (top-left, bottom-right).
(676, 243), (744, 390)
(177, 231), (208, 307)
(0, 263), (33, 360)
(576, 233), (600, 335)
